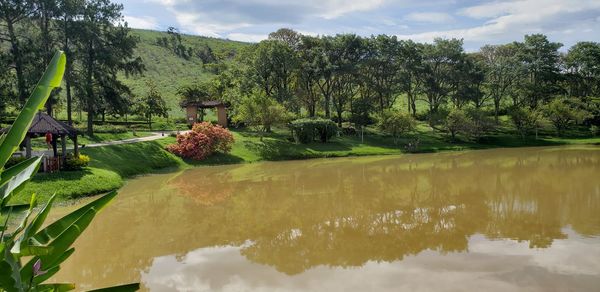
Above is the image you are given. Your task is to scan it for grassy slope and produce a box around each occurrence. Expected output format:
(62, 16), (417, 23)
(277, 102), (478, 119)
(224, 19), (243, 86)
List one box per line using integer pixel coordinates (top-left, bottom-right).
(119, 29), (248, 117)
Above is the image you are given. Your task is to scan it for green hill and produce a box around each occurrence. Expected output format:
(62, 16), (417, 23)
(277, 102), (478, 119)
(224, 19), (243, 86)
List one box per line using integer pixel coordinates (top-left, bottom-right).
(121, 29), (250, 117)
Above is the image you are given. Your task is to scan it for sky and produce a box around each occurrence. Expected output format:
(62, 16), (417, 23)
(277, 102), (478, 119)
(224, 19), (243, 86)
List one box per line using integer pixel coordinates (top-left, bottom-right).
(115, 0), (600, 51)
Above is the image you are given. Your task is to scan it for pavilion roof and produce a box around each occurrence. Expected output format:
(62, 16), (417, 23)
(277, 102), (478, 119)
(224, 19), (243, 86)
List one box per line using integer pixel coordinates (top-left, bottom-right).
(1, 112), (78, 136)
(180, 100), (229, 108)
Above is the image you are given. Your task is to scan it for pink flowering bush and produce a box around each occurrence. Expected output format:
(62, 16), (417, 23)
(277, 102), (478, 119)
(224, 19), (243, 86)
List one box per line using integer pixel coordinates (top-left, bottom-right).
(167, 122), (234, 160)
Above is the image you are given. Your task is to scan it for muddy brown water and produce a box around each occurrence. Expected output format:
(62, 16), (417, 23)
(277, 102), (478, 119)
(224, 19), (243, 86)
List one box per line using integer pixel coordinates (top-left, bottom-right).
(49, 146), (600, 291)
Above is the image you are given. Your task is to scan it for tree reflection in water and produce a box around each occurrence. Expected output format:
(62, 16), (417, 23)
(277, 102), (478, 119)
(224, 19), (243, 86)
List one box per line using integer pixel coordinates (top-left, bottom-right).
(52, 146), (600, 290)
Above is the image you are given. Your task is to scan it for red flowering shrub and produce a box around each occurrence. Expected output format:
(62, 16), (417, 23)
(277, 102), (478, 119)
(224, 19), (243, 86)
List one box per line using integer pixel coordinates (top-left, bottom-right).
(167, 122), (234, 160)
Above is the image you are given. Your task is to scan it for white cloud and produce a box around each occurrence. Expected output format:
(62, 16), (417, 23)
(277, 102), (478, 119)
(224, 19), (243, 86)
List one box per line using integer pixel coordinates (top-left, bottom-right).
(397, 0), (600, 48)
(123, 15), (159, 30)
(147, 0), (388, 38)
(405, 12), (454, 23)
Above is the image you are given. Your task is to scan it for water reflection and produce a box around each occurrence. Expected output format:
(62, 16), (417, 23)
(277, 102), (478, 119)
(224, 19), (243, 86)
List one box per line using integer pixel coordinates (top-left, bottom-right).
(51, 146), (600, 291)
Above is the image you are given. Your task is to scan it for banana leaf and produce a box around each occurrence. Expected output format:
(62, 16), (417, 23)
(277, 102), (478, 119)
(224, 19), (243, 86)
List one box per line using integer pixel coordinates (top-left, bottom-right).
(0, 51), (65, 169)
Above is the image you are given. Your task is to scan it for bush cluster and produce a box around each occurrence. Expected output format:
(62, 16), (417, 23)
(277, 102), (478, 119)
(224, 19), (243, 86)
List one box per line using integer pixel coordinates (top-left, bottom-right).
(445, 108), (494, 140)
(167, 122), (234, 160)
(63, 154), (91, 171)
(289, 118), (338, 143)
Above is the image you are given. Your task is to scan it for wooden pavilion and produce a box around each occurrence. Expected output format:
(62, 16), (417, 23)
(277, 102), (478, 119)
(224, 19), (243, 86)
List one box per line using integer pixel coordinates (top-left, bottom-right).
(4, 112), (79, 171)
(181, 100), (229, 127)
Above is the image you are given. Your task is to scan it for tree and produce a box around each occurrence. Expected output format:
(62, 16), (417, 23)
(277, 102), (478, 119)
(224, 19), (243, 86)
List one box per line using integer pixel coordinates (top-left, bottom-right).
(77, 0), (144, 135)
(564, 42), (600, 98)
(56, 0), (84, 124)
(516, 34), (563, 108)
(363, 35), (402, 113)
(249, 40), (298, 105)
(296, 35), (322, 117)
(399, 40), (424, 117)
(509, 106), (544, 139)
(234, 92), (289, 134)
(445, 109), (469, 140)
(544, 98), (588, 135)
(178, 83), (211, 121)
(331, 34), (364, 126)
(479, 43), (523, 122)
(377, 109), (416, 144)
(137, 81), (168, 129)
(0, 0), (35, 104)
(268, 28), (302, 51)
(420, 38), (466, 118)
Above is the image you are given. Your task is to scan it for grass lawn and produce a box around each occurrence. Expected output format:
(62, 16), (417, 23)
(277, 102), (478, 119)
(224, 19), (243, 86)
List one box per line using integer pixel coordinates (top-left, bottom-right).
(12, 167), (123, 205)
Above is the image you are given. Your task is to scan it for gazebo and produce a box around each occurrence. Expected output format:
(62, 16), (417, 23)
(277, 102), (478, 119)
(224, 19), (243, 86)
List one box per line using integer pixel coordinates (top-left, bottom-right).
(181, 100), (229, 127)
(7, 112), (79, 167)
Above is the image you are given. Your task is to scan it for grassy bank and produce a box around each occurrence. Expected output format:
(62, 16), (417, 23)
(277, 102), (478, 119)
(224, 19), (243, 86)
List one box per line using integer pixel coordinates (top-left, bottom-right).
(13, 122), (600, 205)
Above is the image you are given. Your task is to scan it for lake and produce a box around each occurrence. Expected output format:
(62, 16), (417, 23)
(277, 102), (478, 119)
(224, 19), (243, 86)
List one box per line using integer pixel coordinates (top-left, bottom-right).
(51, 146), (600, 291)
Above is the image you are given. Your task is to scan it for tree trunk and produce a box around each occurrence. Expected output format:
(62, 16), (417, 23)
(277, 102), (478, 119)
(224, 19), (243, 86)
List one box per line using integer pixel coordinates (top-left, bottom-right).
(6, 20), (27, 104)
(494, 98), (500, 124)
(86, 41), (95, 136)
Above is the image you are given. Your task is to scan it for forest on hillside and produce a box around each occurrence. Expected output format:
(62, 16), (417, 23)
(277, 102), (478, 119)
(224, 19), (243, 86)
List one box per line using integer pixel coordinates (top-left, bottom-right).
(2, 0), (600, 140)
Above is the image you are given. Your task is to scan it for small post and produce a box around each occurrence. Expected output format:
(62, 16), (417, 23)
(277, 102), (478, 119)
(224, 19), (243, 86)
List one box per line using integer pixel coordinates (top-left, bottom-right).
(25, 135), (31, 158)
(61, 134), (67, 164)
(52, 134), (58, 157)
(73, 135), (79, 156)
(361, 126), (364, 144)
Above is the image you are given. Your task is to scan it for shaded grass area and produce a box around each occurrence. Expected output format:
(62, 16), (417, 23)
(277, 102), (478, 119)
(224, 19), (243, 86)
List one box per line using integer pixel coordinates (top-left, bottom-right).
(13, 167), (123, 204)
(81, 140), (184, 177)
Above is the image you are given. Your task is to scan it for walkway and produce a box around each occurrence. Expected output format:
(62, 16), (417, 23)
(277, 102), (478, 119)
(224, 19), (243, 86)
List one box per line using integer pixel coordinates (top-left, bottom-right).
(86, 131), (189, 148)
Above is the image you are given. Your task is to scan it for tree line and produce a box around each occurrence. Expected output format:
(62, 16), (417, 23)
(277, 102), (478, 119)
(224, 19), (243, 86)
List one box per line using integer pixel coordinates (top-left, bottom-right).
(0, 0), (145, 135)
(208, 28), (599, 139)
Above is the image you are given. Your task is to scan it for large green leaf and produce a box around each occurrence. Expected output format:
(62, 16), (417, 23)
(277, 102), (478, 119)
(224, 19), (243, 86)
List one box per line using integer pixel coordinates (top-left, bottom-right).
(36, 283), (75, 292)
(0, 51), (65, 169)
(12, 195), (57, 256)
(0, 157), (42, 207)
(0, 242), (23, 292)
(32, 191), (117, 245)
(22, 209), (96, 281)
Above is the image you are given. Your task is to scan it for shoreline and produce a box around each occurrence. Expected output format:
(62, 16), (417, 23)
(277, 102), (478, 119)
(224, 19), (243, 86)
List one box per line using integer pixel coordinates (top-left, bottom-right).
(13, 132), (600, 205)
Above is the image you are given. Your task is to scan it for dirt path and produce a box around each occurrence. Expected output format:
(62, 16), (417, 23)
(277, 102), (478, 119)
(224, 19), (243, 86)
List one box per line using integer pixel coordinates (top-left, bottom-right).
(86, 130), (190, 148)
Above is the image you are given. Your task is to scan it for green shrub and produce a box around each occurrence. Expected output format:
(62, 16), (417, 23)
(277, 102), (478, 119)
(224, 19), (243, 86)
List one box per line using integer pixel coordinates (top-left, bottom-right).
(62, 154), (91, 171)
(377, 109), (416, 144)
(591, 125), (599, 136)
(544, 98), (590, 135)
(289, 118), (338, 143)
(509, 106), (545, 139)
(445, 109), (469, 140)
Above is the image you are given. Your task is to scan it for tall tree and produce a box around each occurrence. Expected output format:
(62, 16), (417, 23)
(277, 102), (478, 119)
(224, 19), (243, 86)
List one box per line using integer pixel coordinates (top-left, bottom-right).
(137, 81), (168, 129)
(0, 0), (34, 104)
(330, 34), (364, 126)
(33, 0), (61, 114)
(516, 34), (562, 108)
(77, 0), (144, 135)
(479, 43), (523, 122)
(420, 38), (466, 115)
(296, 36), (321, 117)
(57, 0), (84, 124)
(564, 41), (600, 98)
(363, 35), (402, 114)
(398, 40), (424, 117)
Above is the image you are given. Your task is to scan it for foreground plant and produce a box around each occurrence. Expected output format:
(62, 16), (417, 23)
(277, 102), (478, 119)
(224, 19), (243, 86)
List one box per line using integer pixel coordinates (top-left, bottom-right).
(0, 52), (138, 291)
